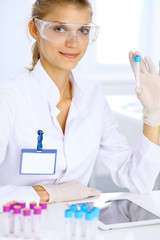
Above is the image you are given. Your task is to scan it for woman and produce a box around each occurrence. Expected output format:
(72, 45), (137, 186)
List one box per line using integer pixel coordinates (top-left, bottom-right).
(0, 0), (160, 205)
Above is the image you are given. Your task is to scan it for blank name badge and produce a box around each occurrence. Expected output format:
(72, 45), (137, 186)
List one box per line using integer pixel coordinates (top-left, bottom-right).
(20, 149), (57, 175)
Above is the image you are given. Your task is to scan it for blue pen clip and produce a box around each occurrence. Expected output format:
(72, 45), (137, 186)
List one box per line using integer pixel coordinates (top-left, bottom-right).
(37, 130), (44, 151)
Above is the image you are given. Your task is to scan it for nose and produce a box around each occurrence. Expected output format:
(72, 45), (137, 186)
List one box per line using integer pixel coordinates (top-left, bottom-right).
(65, 34), (80, 47)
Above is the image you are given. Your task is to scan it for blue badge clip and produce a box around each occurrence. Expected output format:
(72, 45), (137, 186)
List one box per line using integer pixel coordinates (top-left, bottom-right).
(37, 130), (44, 151)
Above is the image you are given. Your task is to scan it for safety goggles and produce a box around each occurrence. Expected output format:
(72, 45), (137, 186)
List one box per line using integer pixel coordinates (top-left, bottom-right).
(34, 18), (100, 45)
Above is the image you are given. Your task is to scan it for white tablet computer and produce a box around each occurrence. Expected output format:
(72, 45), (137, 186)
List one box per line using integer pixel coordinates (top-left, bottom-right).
(74, 199), (160, 230)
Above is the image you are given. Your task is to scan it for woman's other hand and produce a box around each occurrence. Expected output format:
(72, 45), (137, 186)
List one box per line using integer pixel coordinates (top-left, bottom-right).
(32, 185), (50, 203)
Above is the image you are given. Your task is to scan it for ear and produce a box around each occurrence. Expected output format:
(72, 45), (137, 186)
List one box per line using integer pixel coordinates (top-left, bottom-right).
(28, 20), (39, 40)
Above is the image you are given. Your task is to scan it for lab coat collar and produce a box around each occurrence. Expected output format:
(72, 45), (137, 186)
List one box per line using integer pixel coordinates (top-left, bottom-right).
(30, 60), (88, 119)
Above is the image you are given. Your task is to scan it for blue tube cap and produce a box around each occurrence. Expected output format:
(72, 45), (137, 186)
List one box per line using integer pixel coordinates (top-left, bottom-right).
(80, 204), (88, 213)
(70, 204), (78, 212)
(65, 209), (72, 218)
(135, 56), (141, 62)
(75, 210), (83, 219)
(85, 212), (94, 221)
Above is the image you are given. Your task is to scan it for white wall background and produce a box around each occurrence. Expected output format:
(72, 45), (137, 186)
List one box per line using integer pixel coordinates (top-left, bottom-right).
(0, 0), (35, 83)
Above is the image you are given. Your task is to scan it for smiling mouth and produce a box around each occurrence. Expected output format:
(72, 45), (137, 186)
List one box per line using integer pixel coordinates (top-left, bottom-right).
(59, 52), (79, 59)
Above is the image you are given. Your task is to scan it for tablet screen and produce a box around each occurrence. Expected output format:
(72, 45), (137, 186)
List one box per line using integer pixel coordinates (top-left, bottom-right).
(77, 199), (160, 229)
(98, 199), (160, 225)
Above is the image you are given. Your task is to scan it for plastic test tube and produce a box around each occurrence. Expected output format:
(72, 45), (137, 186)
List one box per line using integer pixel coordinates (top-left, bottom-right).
(33, 206), (42, 239)
(80, 204), (88, 237)
(39, 202), (47, 231)
(64, 209), (73, 240)
(85, 211), (94, 240)
(90, 207), (100, 239)
(23, 208), (32, 239)
(135, 55), (141, 88)
(18, 202), (26, 231)
(70, 204), (78, 237)
(3, 204), (11, 237)
(30, 201), (37, 232)
(75, 210), (83, 240)
(10, 201), (18, 233)
(13, 205), (21, 238)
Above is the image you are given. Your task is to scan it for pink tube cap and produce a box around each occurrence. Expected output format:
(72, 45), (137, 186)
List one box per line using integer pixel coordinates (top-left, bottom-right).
(13, 206), (21, 214)
(3, 205), (11, 212)
(34, 206), (42, 215)
(39, 202), (47, 210)
(23, 208), (31, 216)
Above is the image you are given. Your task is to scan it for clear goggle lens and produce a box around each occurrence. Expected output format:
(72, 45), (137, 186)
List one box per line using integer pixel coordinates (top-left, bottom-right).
(34, 18), (100, 45)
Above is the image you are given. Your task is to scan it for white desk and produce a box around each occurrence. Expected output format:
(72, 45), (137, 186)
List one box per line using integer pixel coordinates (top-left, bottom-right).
(0, 191), (160, 240)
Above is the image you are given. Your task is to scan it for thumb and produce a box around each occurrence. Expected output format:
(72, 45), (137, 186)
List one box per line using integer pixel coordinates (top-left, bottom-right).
(87, 187), (101, 197)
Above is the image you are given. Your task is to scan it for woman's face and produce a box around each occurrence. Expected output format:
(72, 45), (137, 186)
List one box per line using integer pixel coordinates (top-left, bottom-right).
(36, 4), (91, 72)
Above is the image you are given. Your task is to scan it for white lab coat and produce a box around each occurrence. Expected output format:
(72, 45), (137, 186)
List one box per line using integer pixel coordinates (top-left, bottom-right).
(0, 60), (160, 210)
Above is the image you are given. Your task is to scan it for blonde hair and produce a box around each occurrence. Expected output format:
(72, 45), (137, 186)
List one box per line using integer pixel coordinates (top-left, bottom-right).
(29, 0), (93, 70)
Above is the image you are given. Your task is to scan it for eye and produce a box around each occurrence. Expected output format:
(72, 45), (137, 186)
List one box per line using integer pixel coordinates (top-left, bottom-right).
(79, 28), (90, 35)
(53, 27), (65, 33)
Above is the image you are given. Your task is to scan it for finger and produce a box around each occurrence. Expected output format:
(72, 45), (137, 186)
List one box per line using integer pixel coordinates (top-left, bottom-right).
(87, 187), (101, 197)
(159, 61), (160, 76)
(144, 56), (156, 75)
(128, 51), (135, 72)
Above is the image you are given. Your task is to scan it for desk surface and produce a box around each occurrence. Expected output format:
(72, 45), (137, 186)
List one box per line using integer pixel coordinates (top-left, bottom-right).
(0, 191), (160, 240)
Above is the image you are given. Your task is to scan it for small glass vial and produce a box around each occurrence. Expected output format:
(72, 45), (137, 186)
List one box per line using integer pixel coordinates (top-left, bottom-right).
(23, 208), (32, 239)
(3, 204), (11, 237)
(85, 211), (94, 240)
(19, 202), (26, 231)
(64, 209), (73, 240)
(80, 204), (88, 237)
(39, 202), (47, 231)
(33, 206), (42, 239)
(30, 201), (37, 232)
(75, 210), (83, 240)
(135, 55), (141, 88)
(13, 205), (21, 238)
(10, 201), (18, 234)
(70, 204), (78, 237)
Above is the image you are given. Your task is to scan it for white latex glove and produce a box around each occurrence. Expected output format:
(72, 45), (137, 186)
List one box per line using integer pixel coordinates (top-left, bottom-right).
(40, 181), (101, 203)
(129, 51), (160, 127)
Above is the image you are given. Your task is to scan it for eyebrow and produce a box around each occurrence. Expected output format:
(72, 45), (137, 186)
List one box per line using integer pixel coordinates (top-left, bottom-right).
(45, 20), (91, 25)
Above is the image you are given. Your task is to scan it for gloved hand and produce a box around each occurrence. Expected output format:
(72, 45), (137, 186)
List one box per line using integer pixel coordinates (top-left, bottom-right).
(129, 51), (160, 127)
(40, 181), (101, 203)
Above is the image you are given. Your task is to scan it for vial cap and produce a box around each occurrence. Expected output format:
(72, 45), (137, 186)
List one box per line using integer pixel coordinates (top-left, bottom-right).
(75, 210), (83, 219)
(34, 206), (42, 215)
(135, 56), (141, 62)
(91, 207), (100, 217)
(64, 209), (72, 218)
(39, 202), (47, 210)
(10, 202), (18, 210)
(23, 208), (31, 216)
(19, 202), (26, 209)
(70, 204), (78, 212)
(3, 204), (11, 212)
(85, 212), (93, 221)
(13, 206), (21, 214)
(30, 202), (37, 209)
(80, 204), (88, 212)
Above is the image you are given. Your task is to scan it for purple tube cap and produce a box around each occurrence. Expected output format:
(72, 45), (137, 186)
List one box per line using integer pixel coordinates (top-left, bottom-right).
(23, 208), (31, 216)
(34, 206), (42, 215)
(13, 206), (21, 214)
(30, 201), (37, 209)
(39, 202), (47, 210)
(3, 205), (11, 212)
(19, 202), (26, 208)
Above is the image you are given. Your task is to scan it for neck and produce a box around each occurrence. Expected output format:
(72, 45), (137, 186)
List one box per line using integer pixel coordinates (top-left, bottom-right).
(40, 60), (72, 100)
